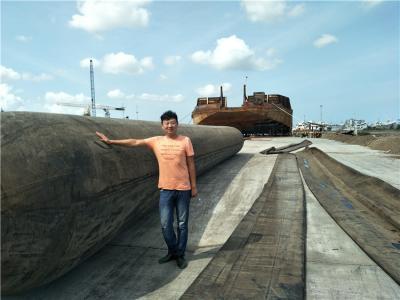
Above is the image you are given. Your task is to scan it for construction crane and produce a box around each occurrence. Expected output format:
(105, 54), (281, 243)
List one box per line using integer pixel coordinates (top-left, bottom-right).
(90, 59), (96, 117)
(56, 102), (125, 118)
(55, 59), (126, 118)
(96, 104), (125, 118)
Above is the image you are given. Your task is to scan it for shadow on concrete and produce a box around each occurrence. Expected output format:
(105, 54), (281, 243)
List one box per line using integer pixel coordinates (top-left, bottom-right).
(5, 153), (255, 299)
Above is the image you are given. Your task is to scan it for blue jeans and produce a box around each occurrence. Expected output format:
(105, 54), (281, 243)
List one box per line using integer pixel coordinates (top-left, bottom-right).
(159, 189), (191, 257)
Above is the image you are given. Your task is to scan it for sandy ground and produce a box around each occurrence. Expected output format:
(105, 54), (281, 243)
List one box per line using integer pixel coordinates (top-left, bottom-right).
(323, 132), (400, 155)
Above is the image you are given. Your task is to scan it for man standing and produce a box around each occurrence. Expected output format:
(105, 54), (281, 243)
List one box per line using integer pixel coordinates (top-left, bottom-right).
(96, 110), (197, 269)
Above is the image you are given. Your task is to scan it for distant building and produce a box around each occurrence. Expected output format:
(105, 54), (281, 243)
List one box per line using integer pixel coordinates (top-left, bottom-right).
(343, 119), (368, 131)
(326, 124), (343, 132)
(369, 119), (400, 130)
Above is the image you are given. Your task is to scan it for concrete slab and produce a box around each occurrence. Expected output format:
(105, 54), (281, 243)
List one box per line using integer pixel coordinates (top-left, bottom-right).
(252, 139), (398, 189)
(303, 172), (400, 299)
(4, 138), (399, 299)
(250, 137), (400, 189)
(182, 154), (306, 299)
(5, 142), (277, 299)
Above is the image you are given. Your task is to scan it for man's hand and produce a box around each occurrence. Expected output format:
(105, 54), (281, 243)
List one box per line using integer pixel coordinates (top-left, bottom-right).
(191, 186), (198, 198)
(96, 132), (112, 144)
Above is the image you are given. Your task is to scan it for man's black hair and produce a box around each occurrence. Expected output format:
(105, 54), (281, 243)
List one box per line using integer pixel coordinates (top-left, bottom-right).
(160, 110), (178, 123)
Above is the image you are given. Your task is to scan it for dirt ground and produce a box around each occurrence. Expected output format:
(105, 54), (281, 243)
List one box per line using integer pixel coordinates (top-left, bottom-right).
(322, 132), (400, 155)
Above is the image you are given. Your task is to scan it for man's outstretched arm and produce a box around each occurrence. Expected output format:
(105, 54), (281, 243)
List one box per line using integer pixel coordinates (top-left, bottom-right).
(96, 131), (147, 147)
(187, 156), (197, 198)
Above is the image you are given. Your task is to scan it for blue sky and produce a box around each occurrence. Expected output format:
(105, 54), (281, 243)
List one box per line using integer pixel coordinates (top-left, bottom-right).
(1, 0), (399, 124)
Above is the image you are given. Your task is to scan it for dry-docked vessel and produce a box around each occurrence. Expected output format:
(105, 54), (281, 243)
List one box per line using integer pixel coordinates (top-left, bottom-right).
(192, 85), (293, 136)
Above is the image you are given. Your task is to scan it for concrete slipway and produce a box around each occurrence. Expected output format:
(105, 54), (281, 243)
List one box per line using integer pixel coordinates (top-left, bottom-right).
(6, 138), (400, 299)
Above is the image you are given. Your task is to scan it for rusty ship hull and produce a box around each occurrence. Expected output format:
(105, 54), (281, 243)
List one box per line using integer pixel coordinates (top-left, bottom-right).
(192, 88), (293, 136)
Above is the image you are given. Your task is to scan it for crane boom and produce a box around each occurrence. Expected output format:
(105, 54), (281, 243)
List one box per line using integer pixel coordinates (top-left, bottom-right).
(56, 102), (125, 118)
(56, 103), (88, 108)
(95, 104), (125, 110)
(56, 103), (91, 116)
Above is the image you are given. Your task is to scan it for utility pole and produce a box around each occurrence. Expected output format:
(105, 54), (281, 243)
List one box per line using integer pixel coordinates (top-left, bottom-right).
(90, 60), (96, 117)
(320, 104), (323, 124)
(136, 105), (139, 120)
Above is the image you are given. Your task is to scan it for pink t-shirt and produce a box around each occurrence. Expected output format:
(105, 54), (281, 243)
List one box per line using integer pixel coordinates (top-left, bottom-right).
(144, 135), (194, 190)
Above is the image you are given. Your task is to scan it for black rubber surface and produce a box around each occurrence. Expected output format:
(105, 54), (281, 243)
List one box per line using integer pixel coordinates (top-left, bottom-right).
(181, 153), (306, 299)
(297, 147), (400, 285)
(1, 112), (244, 295)
(260, 139), (312, 154)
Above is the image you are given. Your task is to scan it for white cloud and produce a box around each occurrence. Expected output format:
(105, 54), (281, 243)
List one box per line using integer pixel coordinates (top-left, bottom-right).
(102, 52), (154, 75)
(191, 51), (212, 64)
(80, 58), (100, 68)
(191, 35), (282, 71)
(159, 74), (168, 80)
(288, 3), (305, 17)
(266, 48), (276, 57)
(128, 93), (184, 102)
(0, 65), (53, 82)
(109, 91), (184, 102)
(140, 56), (154, 69)
(164, 55), (182, 66)
(241, 0), (305, 22)
(362, 0), (384, 8)
(69, 0), (150, 33)
(80, 53), (153, 75)
(196, 83), (232, 97)
(192, 35), (253, 69)
(1, 66), (21, 80)
(314, 34), (338, 48)
(21, 73), (53, 82)
(44, 91), (90, 115)
(16, 35), (32, 42)
(107, 89), (125, 99)
(45, 91), (89, 104)
(0, 83), (24, 111)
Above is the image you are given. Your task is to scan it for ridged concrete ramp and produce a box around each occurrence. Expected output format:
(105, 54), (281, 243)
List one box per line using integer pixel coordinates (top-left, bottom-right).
(182, 153), (306, 299)
(2, 141), (277, 299)
(3, 138), (400, 299)
(297, 147), (400, 284)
